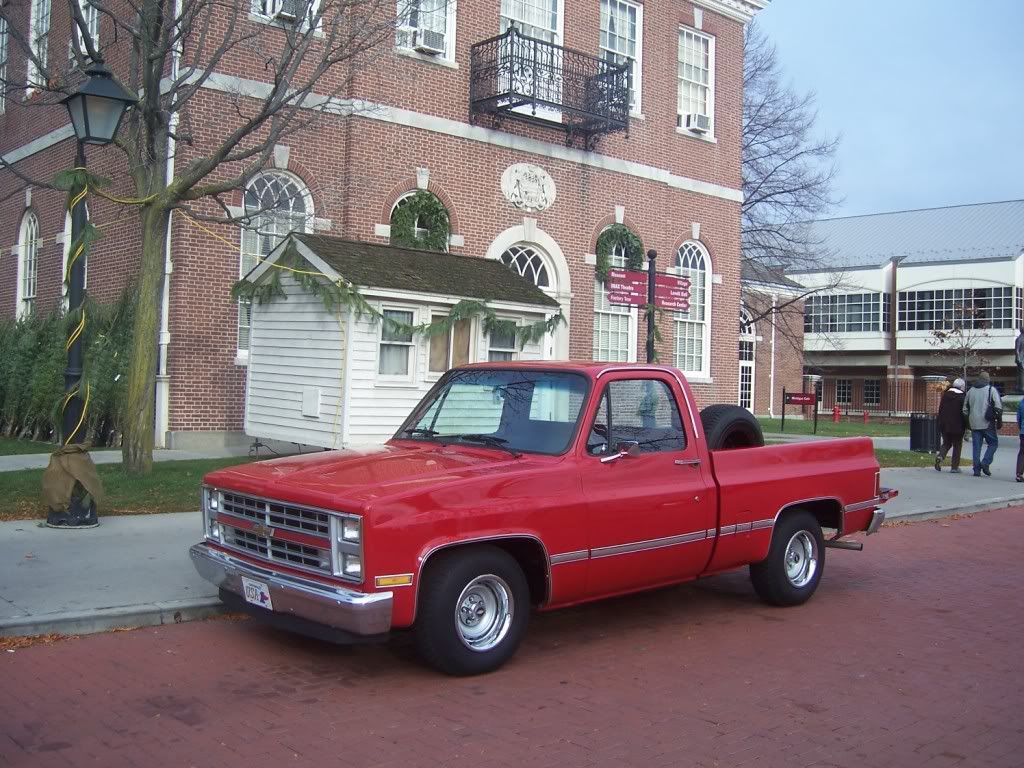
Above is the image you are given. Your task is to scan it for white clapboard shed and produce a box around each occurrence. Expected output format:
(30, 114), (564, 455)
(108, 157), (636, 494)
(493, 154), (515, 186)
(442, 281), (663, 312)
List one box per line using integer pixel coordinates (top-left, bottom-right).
(243, 234), (561, 449)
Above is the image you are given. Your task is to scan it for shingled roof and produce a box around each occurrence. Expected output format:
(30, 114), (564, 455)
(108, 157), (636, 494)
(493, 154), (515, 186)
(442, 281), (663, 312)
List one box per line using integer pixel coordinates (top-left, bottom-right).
(794, 199), (1024, 272)
(288, 235), (559, 308)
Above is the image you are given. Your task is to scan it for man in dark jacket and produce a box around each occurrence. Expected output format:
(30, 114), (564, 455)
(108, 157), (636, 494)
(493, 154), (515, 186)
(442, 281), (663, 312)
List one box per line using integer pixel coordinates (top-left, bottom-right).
(935, 377), (967, 472)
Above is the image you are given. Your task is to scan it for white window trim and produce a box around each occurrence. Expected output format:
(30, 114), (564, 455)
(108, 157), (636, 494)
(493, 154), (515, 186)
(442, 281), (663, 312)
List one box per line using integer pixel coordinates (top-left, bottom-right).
(487, 318), (520, 362)
(600, 0), (643, 118)
(69, 0), (100, 62)
(27, 0), (51, 93)
(500, 0), (564, 43)
(16, 211), (40, 320)
(676, 25), (715, 139)
(672, 240), (712, 379)
(237, 169), (314, 362)
(249, 0), (324, 33)
(592, 238), (638, 363)
(395, 0), (458, 64)
(377, 305), (420, 385)
(0, 17), (9, 114)
(738, 308), (756, 411)
(426, 312), (476, 380)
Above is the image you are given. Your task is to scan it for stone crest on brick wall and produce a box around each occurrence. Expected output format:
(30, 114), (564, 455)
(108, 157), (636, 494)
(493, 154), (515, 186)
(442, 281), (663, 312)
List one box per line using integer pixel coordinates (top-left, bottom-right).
(502, 164), (556, 212)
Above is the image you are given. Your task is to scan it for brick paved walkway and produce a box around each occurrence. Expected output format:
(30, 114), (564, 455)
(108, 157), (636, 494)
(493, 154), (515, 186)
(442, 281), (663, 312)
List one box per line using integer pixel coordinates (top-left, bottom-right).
(2, 510), (1022, 768)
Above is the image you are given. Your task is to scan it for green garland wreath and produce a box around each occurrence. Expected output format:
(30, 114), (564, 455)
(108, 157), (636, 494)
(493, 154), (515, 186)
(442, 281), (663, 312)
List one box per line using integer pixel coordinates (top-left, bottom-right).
(389, 191), (451, 252)
(232, 245), (564, 350)
(595, 224), (645, 283)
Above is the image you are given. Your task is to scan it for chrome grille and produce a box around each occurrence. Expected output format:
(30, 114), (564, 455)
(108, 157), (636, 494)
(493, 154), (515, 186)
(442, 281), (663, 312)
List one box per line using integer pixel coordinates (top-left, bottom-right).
(221, 491), (330, 536)
(223, 526), (331, 573)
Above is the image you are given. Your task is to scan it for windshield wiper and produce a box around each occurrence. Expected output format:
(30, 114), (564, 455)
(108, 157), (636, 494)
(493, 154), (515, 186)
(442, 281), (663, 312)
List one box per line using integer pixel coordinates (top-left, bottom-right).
(401, 427), (439, 437)
(440, 434), (522, 458)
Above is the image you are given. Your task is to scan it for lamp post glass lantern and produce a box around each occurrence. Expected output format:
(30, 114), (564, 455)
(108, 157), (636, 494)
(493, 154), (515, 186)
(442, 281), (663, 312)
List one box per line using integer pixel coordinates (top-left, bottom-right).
(61, 62), (137, 145)
(45, 62), (135, 529)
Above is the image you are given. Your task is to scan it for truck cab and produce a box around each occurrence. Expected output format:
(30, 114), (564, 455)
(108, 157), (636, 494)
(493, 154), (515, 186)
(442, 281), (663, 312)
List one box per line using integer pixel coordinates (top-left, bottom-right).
(191, 362), (894, 675)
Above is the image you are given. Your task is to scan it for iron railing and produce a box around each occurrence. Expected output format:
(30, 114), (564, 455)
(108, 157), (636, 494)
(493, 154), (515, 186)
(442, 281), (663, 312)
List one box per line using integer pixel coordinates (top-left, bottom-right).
(470, 25), (630, 148)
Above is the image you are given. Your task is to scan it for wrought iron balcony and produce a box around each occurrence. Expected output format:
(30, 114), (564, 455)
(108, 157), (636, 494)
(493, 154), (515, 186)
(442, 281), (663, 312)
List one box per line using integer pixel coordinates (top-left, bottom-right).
(470, 25), (631, 149)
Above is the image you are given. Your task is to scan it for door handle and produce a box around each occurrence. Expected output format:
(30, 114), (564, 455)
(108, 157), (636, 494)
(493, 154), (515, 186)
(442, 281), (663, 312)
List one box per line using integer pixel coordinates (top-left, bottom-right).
(674, 458), (701, 467)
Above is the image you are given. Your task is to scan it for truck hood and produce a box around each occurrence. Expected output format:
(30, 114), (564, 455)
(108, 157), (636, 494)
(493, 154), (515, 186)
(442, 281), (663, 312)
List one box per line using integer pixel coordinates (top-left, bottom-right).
(203, 442), (530, 510)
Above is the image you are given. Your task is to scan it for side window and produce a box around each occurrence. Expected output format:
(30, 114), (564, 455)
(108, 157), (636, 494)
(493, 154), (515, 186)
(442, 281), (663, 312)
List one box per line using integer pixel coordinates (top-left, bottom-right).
(592, 379), (687, 454)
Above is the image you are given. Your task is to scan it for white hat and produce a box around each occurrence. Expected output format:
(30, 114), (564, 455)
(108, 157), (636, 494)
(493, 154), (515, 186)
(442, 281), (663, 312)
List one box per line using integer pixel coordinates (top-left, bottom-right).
(953, 378), (965, 390)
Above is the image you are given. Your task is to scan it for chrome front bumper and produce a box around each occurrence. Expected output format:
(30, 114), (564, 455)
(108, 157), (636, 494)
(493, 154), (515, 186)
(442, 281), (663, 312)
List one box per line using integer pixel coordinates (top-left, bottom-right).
(190, 544), (392, 636)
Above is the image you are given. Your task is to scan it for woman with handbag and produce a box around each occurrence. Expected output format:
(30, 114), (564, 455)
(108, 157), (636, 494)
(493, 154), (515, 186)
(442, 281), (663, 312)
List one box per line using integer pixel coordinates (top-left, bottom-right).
(962, 371), (1002, 477)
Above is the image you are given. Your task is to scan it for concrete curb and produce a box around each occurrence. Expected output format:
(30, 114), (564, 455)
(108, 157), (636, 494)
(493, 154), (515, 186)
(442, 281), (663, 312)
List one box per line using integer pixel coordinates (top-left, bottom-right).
(0, 596), (224, 638)
(885, 496), (1024, 524)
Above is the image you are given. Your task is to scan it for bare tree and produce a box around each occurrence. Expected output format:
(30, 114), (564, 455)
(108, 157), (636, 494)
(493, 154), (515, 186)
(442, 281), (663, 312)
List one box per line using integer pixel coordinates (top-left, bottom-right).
(740, 21), (845, 349)
(742, 20), (840, 272)
(1, 0), (411, 472)
(928, 313), (991, 380)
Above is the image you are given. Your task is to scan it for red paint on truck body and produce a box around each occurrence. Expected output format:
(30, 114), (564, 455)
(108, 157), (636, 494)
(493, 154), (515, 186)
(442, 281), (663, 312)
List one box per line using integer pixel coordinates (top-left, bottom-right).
(200, 363), (892, 630)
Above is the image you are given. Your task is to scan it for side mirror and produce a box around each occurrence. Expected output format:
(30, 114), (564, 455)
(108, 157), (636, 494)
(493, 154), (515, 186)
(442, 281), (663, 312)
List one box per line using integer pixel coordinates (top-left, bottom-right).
(600, 440), (641, 463)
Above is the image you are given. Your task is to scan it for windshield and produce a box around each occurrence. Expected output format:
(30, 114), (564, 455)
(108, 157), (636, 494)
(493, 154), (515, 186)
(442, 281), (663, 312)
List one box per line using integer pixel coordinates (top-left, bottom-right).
(396, 369), (590, 456)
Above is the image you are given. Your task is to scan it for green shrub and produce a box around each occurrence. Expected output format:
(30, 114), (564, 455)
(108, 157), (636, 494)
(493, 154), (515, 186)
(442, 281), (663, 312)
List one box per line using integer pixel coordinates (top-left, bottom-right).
(0, 290), (136, 446)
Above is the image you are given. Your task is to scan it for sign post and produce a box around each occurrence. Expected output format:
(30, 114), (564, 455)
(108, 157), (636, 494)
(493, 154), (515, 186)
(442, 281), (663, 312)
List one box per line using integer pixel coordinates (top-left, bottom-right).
(646, 250), (656, 364)
(782, 390), (817, 434)
(604, 254), (690, 365)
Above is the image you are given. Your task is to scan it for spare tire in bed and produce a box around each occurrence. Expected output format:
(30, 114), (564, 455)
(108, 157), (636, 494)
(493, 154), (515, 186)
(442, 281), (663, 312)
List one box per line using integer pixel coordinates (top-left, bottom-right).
(700, 405), (764, 450)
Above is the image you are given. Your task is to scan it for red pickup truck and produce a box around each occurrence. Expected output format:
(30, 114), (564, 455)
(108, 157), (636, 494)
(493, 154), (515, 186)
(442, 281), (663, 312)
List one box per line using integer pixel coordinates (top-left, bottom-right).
(191, 362), (895, 675)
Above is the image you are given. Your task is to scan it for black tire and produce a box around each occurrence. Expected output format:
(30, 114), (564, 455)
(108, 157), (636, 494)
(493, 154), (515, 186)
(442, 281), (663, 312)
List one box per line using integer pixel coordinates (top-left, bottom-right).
(700, 404), (764, 449)
(749, 510), (825, 606)
(414, 545), (529, 676)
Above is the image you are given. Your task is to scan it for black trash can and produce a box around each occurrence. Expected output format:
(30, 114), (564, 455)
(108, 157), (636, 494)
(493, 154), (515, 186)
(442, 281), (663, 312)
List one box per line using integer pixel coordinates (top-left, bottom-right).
(909, 412), (940, 453)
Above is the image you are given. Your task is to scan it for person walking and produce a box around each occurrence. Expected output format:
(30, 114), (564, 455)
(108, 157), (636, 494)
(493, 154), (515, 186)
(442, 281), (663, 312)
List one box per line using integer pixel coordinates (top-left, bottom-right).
(935, 377), (966, 472)
(1016, 398), (1024, 482)
(962, 371), (1002, 477)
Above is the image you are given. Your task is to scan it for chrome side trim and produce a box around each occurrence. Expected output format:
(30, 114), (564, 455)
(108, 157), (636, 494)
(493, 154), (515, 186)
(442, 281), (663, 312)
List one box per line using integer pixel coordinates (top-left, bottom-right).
(718, 524), (737, 536)
(674, 458), (702, 466)
(190, 544), (392, 635)
(844, 497), (883, 514)
(550, 549), (589, 565)
(750, 518), (774, 531)
(591, 530), (708, 559)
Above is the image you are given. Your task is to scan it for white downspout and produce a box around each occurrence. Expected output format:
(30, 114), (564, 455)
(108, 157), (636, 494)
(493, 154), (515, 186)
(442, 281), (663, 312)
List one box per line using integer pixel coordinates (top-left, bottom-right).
(768, 293), (777, 418)
(154, 0), (182, 448)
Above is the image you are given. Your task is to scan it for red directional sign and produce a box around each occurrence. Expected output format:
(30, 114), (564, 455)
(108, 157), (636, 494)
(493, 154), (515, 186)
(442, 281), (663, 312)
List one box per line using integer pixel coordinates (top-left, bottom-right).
(785, 392), (816, 406)
(654, 273), (691, 312)
(607, 269), (692, 311)
(606, 268), (648, 307)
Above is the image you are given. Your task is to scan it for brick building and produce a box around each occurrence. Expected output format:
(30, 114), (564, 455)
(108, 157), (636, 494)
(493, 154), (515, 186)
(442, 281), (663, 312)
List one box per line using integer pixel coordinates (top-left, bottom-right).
(1, 0), (768, 449)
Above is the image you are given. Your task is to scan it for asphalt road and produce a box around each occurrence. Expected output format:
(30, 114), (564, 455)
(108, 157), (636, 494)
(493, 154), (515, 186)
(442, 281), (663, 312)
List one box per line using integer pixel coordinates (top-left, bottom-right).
(2, 509), (1022, 768)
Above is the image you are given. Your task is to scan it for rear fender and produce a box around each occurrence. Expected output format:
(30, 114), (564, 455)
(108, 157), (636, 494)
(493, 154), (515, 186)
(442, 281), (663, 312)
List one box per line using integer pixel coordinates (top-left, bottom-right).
(752, 497), (843, 563)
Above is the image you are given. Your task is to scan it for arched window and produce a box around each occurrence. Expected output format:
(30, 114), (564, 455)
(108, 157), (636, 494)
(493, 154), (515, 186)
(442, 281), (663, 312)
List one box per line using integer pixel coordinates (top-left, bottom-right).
(16, 211), (40, 319)
(238, 171), (312, 351)
(673, 240), (711, 375)
(389, 192), (425, 240)
(500, 244), (550, 289)
(738, 307), (755, 411)
(61, 208), (89, 310)
(593, 239), (635, 362)
(389, 191), (449, 251)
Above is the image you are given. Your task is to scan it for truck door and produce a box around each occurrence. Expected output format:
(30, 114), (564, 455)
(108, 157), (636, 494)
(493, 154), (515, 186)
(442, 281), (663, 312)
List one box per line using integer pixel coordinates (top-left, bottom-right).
(579, 374), (716, 595)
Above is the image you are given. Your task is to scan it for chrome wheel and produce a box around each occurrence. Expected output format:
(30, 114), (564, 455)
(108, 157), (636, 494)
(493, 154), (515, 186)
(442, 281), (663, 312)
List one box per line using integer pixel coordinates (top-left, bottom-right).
(784, 530), (818, 588)
(454, 574), (514, 652)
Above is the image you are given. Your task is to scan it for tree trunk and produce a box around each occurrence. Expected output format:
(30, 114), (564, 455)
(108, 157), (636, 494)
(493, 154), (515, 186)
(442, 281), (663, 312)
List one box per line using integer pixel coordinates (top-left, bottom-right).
(121, 205), (169, 474)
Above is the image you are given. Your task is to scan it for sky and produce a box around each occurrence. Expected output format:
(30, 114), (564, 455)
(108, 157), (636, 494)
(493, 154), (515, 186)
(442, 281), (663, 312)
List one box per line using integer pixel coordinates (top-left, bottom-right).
(755, 0), (1024, 218)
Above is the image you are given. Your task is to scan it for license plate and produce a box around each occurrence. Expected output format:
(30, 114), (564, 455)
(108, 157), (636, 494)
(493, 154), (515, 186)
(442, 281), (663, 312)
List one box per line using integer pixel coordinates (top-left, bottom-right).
(241, 577), (273, 611)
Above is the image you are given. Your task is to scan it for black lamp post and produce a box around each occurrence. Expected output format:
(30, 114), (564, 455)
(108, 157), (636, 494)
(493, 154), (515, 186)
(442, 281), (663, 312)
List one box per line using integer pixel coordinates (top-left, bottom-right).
(45, 62), (135, 528)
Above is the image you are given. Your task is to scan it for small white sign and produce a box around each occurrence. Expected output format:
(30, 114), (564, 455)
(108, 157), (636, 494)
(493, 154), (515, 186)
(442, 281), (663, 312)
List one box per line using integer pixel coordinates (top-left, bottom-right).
(502, 164), (556, 212)
(242, 577), (273, 611)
